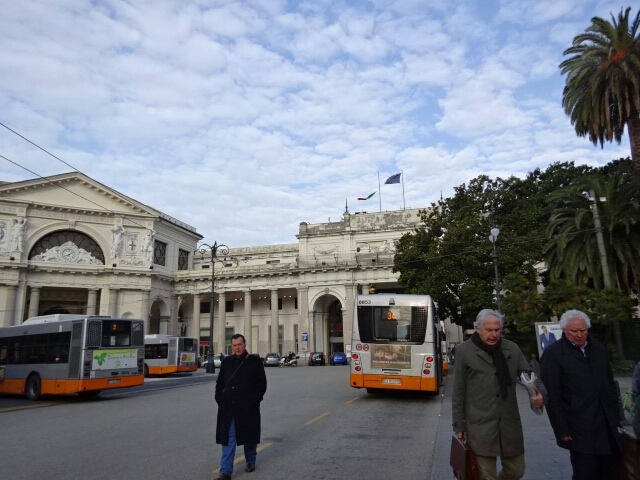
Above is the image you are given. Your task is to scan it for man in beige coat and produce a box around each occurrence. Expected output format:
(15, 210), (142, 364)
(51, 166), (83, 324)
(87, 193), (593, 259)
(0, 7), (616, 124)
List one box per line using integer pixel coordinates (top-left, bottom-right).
(452, 309), (545, 480)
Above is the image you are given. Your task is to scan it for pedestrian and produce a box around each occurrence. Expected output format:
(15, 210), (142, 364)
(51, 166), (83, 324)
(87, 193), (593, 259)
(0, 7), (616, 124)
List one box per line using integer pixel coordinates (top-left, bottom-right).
(452, 309), (545, 480)
(214, 334), (267, 480)
(540, 309), (622, 480)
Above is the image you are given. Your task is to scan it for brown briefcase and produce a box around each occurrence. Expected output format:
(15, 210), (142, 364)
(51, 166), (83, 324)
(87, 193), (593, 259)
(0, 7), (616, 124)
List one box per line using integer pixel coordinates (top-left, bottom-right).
(450, 434), (479, 480)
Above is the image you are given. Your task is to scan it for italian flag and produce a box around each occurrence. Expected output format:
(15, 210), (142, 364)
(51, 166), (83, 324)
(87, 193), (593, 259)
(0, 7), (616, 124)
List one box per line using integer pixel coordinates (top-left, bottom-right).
(358, 192), (376, 201)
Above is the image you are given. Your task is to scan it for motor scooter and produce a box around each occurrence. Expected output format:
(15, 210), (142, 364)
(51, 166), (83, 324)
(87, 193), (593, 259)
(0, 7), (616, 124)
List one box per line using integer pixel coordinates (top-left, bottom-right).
(279, 354), (299, 367)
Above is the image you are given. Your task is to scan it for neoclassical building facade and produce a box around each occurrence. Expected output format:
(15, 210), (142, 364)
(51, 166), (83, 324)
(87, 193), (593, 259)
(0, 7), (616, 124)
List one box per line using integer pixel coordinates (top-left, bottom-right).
(0, 172), (460, 358)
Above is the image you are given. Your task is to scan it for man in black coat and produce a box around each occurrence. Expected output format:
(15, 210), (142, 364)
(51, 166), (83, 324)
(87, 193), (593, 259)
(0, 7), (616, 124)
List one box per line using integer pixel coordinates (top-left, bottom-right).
(540, 309), (622, 480)
(214, 334), (267, 480)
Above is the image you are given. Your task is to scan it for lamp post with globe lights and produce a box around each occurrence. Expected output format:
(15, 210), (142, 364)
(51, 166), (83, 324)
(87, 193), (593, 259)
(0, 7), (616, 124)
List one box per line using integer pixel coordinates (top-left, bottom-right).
(488, 215), (502, 313)
(197, 241), (228, 374)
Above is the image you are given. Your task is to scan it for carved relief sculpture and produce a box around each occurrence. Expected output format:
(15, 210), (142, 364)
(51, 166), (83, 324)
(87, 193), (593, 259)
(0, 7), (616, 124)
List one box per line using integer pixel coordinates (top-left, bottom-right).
(111, 224), (125, 259)
(141, 228), (155, 263)
(11, 216), (27, 253)
(32, 241), (103, 264)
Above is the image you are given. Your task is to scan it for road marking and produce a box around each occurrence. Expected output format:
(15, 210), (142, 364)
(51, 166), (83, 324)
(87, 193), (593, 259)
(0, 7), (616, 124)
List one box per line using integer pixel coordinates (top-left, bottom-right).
(304, 411), (330, 425)
(346, 396), (360, 404)
(212, 442), (273, 474)
(0, 402), (59, 413)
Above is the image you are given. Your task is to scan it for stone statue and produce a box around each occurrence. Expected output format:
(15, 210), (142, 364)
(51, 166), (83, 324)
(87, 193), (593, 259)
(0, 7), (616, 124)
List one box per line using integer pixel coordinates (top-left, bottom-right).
(11, 216), (27, 253)
(111, 224), (125, 259)
(141, 228), (155, 263)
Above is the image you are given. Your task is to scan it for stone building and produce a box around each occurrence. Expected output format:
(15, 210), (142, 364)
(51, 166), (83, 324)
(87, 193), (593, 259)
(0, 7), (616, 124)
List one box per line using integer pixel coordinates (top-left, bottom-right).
(0, 172), (461, 358)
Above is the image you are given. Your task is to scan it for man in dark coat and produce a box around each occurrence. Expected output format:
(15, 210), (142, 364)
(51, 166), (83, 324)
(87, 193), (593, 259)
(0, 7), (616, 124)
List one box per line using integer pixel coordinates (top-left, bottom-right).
(453, 309), (545, 480)
(214, 334), (267, 480)
(540, 309), (622, 480)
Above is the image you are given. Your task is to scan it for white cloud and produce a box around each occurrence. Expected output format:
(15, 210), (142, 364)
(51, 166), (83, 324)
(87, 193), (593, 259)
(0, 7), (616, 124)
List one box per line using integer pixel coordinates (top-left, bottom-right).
(0, 0), (633, 247)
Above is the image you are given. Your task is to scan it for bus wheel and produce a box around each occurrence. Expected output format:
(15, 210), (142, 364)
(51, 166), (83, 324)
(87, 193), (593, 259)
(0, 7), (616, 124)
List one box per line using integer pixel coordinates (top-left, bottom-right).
(26, 374), (42, 401)
(144, 364), (149, 377)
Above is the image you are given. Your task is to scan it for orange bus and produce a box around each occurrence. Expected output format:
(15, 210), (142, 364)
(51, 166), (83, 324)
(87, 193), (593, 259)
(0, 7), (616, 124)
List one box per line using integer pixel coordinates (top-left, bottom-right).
(350, 294), (444, 394)
(143, 334), (198, 376)
(0, 314), (144, 400)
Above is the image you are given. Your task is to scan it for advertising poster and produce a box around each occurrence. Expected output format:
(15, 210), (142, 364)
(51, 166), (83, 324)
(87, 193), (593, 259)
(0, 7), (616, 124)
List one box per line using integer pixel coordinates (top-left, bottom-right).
(535, 322), (562, 359)
(92, 348), (138, 370)
(371, 345), (412, 369)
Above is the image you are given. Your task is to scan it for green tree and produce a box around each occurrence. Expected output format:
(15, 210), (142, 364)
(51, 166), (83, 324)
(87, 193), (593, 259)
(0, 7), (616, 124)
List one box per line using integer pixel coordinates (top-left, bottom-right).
(560, 7), (640, 174)
(393, 162), (590, 329)
(544, 169), (640, 293)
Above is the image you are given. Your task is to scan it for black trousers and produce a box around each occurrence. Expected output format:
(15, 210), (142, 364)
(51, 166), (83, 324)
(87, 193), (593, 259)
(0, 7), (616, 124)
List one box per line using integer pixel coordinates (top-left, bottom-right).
(569, 451), (614, 480)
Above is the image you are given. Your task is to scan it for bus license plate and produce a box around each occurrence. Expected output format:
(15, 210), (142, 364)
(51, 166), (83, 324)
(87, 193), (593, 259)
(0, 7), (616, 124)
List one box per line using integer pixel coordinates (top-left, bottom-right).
(108, 379), (121, 384)
(382, 378), (401, 385)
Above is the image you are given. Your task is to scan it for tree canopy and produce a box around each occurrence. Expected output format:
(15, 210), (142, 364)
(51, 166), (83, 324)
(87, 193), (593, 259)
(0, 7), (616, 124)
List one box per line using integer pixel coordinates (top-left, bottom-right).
(393, 159), (639, 358)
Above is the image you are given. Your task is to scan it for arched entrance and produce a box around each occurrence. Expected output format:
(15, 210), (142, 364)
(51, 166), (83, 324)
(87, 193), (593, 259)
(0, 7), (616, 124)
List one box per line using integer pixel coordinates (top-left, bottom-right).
(310, 294), (344, 357)
(148, 298), (169, 334)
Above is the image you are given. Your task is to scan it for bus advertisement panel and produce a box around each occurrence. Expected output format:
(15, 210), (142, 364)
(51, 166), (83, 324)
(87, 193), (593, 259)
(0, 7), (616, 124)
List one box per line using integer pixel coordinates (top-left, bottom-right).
(350, 294), (443, 394)
(0, 314), (145, 400)
(144, 335), (198, 377)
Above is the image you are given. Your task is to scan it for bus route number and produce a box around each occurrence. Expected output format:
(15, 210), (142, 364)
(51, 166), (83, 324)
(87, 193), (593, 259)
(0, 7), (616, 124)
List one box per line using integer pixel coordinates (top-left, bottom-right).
(387, 311), (396, 321)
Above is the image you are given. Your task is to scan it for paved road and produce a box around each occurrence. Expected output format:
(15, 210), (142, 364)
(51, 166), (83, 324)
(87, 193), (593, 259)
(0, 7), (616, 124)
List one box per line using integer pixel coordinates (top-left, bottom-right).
(0, 365), (443, 480)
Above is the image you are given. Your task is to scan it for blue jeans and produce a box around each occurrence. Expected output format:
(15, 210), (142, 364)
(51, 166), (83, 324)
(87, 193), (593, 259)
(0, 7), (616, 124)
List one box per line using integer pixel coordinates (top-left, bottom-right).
(220, 419), (257, 475)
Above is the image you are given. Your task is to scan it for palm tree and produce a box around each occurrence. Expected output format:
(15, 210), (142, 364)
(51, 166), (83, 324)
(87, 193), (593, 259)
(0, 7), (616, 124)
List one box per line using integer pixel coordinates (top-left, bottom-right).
(560, 7), (640, 176)
(544, 170), (640, 359)
(545, 171), (640, 292)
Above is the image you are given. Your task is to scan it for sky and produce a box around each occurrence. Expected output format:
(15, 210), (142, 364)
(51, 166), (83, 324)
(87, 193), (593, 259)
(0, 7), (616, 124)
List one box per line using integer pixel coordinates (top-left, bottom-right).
(0, 0), (633, 248)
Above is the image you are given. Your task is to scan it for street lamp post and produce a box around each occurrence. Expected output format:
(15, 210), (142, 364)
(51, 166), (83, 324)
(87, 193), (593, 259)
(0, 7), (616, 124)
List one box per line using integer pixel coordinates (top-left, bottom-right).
(197, 241), (229, 374)
(488, 214), (502, 313)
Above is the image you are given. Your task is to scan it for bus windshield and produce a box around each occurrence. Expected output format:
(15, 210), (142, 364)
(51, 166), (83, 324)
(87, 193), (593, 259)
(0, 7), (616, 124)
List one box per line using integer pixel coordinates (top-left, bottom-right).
(357, 305), (428, 343)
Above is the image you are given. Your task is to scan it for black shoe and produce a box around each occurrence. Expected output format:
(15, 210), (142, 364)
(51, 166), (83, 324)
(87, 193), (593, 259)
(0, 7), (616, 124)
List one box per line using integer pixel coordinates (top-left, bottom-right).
(245, 463), (256, 473)
(214, 474), (231, 480)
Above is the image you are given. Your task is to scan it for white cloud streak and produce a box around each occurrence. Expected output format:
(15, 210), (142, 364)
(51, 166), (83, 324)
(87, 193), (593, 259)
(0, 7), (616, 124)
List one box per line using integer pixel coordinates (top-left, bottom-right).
(0, 0), (631, 246)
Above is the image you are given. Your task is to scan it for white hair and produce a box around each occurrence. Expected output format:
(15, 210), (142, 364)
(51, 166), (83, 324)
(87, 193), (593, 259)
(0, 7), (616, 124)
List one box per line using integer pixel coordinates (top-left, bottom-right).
(559, 309), (591, 329)
(474, 309), (504, 328)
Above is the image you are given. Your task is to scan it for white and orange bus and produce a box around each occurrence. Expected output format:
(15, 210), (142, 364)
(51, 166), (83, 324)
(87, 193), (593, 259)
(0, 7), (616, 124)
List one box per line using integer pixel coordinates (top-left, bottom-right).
(143, 334), (198, 377)
(350, 294), (444, 394)
(0, 314), (144, 400)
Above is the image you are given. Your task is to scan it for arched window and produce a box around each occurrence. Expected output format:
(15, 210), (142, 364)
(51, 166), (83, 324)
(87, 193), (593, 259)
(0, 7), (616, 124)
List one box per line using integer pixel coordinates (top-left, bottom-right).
(29, 230), (105, 264)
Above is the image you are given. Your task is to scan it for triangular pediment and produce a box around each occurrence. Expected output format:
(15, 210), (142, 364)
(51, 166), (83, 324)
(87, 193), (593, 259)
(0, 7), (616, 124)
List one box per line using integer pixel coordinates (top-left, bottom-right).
(0, 172), (158, 217)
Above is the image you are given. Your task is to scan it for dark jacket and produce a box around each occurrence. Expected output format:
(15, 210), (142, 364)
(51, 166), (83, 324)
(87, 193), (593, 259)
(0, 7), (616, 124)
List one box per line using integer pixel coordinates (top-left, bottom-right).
(452, 337), (541, 458)
(215, 351), (267, 446)
(631, 362), (640, 438)
(540, 333), (621, 455)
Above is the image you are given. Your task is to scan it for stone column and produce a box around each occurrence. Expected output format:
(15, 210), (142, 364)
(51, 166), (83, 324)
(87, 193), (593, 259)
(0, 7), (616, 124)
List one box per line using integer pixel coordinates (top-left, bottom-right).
(141, 290), (150, 334)
(191, 293), (201, 341)
(218, 291), (227, 354)
(271, 289), (279, 353)
(3, 285), (17, 326)
(108, 288), (118, 317)
(243, 290), (252, 347)
(87, 289), (98, 316)
(344, 283), (357, 349)
(27, 287), (40, 319)
(297, 287), (309, 354)
(170, 294), (179, 336)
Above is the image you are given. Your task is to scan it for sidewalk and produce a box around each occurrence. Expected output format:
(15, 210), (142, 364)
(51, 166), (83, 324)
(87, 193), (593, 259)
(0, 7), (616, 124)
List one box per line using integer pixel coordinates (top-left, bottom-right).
(430, 366), (633, 480)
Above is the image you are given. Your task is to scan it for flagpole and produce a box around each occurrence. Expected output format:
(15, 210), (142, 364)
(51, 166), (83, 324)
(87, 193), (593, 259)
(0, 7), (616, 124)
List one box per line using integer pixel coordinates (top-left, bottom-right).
(401, 170), (406, 210)
(377, 172), (382, 212)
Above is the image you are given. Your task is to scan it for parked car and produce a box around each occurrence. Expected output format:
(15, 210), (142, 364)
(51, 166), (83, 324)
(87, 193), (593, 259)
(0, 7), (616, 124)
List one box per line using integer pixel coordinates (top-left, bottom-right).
(264, 352), (281, 367)
(201, 355), (222, 369)
(330, 352), (348, 365)
(308, 352), (325, 366)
